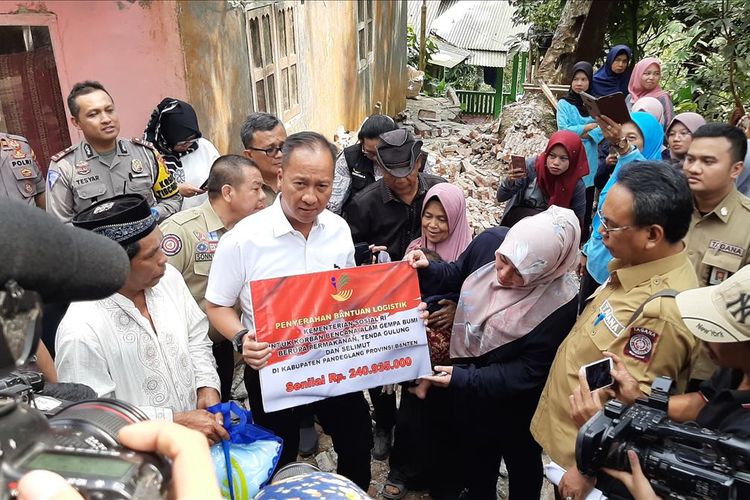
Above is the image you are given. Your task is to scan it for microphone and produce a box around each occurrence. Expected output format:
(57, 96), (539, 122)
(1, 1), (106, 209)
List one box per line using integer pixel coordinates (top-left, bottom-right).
(0, 201), (130, 302)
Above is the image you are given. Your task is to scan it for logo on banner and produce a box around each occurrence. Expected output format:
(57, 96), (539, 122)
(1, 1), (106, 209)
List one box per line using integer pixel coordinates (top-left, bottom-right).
(330, 274), (353, 302)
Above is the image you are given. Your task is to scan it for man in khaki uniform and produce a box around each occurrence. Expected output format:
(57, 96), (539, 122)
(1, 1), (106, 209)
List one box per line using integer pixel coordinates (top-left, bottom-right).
(0, 132), (45, 208)
(531, 162), (700, 500)
(47, 80), (180, 223)
(240, 112), (286, 207)
(683, 123), (750, 384)
(160, 155), (266, 400)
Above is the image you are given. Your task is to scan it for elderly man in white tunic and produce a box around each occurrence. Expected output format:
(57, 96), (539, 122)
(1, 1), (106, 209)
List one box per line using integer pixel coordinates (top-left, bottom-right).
(55, 194), (228, 443)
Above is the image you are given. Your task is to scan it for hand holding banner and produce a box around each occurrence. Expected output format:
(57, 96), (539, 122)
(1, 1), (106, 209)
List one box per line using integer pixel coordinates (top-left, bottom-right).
(250, 261), (432, 412)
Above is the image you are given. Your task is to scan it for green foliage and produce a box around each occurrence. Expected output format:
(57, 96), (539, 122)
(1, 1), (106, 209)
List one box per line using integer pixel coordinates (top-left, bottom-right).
(406, 25), (438, 68)
(512, 0), (750, 120)
(445, 64), (484, 91)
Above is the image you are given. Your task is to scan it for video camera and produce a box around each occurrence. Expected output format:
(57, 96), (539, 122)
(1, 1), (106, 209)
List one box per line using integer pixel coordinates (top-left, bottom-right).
(0, 280), (171, 499)
(576, 377), (750, 500)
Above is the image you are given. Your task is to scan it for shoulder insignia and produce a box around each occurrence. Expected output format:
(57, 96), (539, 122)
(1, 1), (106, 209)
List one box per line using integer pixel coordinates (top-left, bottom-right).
(50, 144), (78, 163)
(161, 234), (183, 257)
(738, 194), (750, 212)
(170, 209), (201, 226)
(131, 137), (156, 150)
(5, 133), (28, 143)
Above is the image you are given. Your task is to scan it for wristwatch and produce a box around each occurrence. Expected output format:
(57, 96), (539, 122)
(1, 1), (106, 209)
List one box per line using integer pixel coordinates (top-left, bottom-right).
(232, 329), (249, 352)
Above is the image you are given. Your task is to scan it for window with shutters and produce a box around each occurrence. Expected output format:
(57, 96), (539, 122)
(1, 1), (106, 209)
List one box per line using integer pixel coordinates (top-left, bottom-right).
(356, 0), (374, 70)
(246, 3), (299, 120)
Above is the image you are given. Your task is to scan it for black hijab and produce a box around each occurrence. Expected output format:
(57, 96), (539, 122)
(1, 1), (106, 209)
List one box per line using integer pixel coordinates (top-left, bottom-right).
(561, 61), (593, 117)
(144, 98), (202, 175)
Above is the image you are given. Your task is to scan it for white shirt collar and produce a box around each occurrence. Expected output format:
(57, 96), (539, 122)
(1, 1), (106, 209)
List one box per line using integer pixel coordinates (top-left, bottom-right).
(270, 194), (325, 238)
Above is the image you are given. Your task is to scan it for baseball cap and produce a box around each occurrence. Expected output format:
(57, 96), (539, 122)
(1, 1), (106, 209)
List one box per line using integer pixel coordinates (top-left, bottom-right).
(676, 265), (750, 343)
(374, 129), (424, 177)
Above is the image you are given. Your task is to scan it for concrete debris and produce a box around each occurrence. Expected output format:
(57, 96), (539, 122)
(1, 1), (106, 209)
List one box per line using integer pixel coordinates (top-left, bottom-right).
(397, 95), (552, 235)
(333, 93), (554, 236)
(315, 449), (338, 472)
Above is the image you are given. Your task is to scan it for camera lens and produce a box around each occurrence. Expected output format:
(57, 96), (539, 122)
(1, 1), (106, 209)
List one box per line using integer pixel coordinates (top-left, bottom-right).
(48, 398), (149, 449)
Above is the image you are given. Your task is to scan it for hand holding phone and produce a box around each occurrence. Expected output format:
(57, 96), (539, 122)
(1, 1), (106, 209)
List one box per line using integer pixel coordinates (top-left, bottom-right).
(583, 358), (614, 391)
(508, 155), (527, 180)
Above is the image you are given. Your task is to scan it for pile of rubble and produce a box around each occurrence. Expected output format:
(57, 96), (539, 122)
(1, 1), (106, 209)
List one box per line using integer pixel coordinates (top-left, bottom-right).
(333, 93), (556, 236)
(400, 94), (554, 235)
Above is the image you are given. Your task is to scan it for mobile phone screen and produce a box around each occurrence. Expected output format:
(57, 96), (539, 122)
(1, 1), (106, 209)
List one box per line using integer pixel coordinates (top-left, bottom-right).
(585, 358), (613, 391)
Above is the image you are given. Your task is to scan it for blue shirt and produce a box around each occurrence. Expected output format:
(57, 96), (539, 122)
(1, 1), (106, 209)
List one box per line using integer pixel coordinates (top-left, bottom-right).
(557, 99), (604, 188)
(582, 147), (646, 283)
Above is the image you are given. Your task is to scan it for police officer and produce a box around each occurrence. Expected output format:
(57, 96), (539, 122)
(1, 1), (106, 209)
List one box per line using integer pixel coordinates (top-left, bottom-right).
(46, 80), (180, 223)
(531, 163), (701, 500)
(159, 155), (266, 401)
(682, 123), (750, 384)
(0, 132), (45, 208)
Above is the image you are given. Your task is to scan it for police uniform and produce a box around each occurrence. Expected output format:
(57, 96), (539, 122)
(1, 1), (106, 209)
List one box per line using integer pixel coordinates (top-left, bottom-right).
(46, 137), (181, 223)
(0, 133), (44, 205)
(159, 199), (233, 400)
(530, 251), (700, 469)
(683, 186), (750, 381)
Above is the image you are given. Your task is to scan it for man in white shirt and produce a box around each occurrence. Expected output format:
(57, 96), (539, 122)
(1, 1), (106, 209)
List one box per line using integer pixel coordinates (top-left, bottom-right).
(206, 132), (373, 489)
(56, 194), (227, 443)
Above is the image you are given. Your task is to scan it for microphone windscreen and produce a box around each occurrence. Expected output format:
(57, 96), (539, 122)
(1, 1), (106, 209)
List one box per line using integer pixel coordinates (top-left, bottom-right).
(0, 201), (130, 302)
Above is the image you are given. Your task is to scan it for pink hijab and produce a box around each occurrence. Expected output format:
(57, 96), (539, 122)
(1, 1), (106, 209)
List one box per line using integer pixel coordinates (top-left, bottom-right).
(406, 183), (472, 262)
(450, 206), (580, 359)
(632, 96), (665, 126)
(628, 58), (669, 101)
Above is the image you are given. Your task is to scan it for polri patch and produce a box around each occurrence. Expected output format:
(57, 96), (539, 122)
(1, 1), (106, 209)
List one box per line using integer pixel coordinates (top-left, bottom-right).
(624, 327), (658, 363)
(161, 234), (183, 256)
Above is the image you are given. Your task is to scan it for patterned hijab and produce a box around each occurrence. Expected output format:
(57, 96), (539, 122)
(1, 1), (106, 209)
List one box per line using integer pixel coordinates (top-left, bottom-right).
(144, 98), (202, 174)
(450, 206), (580, 359)
(406, 183), (472, 262)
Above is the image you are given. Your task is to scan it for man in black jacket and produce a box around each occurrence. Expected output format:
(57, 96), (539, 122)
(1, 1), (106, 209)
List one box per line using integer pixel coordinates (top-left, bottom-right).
(344, 129), (446, 262)
(328, 115), (397, 214)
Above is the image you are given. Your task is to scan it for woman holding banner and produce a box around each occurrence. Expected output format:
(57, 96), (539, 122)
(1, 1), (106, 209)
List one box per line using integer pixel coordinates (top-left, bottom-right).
(406, 206), (580, 500)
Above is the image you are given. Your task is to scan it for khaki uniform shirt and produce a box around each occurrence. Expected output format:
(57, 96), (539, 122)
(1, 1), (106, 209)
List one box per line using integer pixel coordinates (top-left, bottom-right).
(0, 133), (44, 205)
(46, 137), (181, 223)
(159, 199), (226, 311)
(683, 186), (750, 380)
(531, 251), (700, 469)
(261, 183), (278, 208)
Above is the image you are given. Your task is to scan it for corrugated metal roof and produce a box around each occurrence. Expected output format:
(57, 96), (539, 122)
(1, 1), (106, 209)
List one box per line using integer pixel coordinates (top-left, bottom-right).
(466, 49), (507, 68)
(406, 0), (442, 31)
(431, 38), (471, 68)
(430, 0), (527, 53)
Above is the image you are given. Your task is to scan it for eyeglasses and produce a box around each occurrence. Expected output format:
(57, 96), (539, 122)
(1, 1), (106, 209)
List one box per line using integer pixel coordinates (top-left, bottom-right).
(246, 144), (284, 157)
(668, 130), (692, 139)
(598, 209), (633, 234)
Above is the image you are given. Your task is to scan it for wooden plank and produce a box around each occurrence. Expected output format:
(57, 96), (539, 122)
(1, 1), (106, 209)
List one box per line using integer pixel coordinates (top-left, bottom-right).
(537, 78), (560, 111)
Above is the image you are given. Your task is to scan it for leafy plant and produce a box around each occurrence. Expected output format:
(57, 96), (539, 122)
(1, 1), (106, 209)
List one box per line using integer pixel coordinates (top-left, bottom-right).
(406, 24), (438, 69)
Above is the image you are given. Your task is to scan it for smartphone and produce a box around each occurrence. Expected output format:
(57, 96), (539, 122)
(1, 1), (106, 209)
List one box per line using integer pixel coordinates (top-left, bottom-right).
(583, 358), (614, 391)
(510, 155), (526, 177)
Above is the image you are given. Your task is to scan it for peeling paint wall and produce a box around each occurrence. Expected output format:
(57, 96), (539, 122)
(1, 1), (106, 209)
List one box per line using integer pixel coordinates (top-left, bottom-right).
(0, 0), (188, 140)
(176, 0), (251, 155)
(176, 0), (407, 152)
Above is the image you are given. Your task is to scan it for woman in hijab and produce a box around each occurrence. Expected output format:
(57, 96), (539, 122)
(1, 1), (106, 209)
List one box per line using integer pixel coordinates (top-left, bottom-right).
(497, 130), (589, 232)
(580, 112), (664, 305)
(405, 183), (472, 262)
(407, 206), (580, 500)
(144, 98), (220, 210)
(590, 44), (633, 97)
(556, 61), (604, 242)
(625, 58), (675, 127)
(664, 112), (706, 167)
(632, 96), (665, 127)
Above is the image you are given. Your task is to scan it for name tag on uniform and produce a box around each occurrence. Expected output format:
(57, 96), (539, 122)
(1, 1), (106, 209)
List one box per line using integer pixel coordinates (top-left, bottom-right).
(709, 267), (730, 285)
(599, 300), (625, 337)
